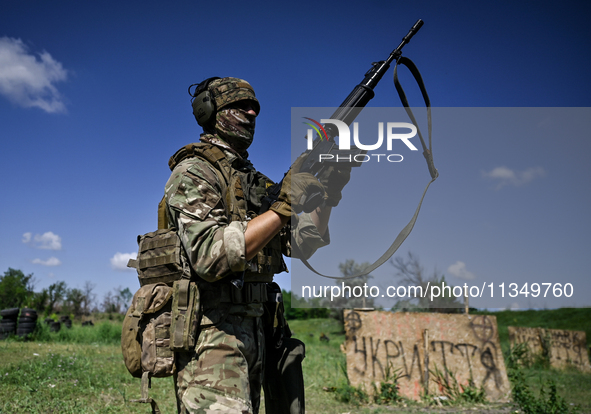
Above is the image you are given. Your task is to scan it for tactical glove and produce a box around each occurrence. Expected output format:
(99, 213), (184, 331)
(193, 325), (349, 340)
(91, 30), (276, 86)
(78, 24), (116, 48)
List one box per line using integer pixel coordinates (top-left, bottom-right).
(269, 156), (326, 217)
(316, 165), (351, 207)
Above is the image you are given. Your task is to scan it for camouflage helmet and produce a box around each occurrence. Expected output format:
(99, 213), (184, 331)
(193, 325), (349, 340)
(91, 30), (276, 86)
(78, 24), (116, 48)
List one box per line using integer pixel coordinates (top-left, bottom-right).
(191, 77), (259, 127)
(210, 77), (260, 113)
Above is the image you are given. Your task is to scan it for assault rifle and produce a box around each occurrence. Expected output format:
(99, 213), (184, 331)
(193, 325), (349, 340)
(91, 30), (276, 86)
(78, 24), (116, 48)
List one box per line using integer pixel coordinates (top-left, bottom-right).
(260, 19), (425, 213)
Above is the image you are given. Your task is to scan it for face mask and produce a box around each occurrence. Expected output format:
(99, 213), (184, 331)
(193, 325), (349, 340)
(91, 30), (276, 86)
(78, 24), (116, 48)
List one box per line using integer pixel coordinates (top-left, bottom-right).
(214, 108), (256, 153)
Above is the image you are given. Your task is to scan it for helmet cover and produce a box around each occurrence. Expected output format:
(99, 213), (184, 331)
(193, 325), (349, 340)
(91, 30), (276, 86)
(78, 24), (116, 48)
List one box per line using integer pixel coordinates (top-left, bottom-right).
(208, 77), (260, 114)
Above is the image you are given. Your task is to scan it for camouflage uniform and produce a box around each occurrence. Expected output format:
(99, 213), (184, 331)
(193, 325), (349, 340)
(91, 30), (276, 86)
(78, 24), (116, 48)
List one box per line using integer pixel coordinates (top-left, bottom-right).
(165, 112), (328, 411)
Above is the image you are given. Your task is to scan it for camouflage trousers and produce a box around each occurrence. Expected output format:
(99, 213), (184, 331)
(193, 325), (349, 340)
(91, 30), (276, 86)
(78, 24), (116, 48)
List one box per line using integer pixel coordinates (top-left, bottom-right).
(174, 313), (265, 414)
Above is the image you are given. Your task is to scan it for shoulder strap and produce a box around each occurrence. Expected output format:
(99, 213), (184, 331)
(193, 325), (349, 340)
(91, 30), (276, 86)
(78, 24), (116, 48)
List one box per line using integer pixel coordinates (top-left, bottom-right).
(157, 196), (168, 230)
(168, 142), (227, 172)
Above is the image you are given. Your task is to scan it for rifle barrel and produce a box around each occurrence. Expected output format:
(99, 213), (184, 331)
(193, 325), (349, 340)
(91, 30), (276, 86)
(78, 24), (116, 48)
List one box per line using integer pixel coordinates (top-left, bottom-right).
(328, 19), (423, 129)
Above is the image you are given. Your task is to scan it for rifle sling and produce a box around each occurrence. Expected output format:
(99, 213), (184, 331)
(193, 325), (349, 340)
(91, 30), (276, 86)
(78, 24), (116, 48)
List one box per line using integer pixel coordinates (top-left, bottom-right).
(295, 57), (438, 280)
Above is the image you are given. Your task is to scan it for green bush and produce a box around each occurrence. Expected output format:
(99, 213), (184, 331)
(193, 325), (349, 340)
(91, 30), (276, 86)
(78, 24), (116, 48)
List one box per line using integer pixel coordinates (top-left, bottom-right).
(429, 365), (486, 405)
(506, 345), (576, 414)
(334, 383), (369, 406)
(7, 320), (122, 345)
(373, 379), (402, 405)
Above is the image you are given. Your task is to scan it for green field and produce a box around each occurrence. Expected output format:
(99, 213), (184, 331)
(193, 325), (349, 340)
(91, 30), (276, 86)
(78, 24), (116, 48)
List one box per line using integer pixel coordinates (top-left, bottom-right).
(0, 308), (589, 413)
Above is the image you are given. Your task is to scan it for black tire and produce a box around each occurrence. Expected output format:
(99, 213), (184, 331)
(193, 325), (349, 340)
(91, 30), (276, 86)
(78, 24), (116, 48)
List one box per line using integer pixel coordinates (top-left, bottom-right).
(0, 308), (20, 318)
(0, 326), (16, 334)
(20, 308), (37, 319)
(0, 319), (16, 326)
(17, 322), (37, 330)
(50, 322), (61, 332)
(44, 318), (54, 324)
(1, 318), (18, 323)
(17, 326), (35, 332)
(0, 322), (16, 330)
(19, 316), (38, 323)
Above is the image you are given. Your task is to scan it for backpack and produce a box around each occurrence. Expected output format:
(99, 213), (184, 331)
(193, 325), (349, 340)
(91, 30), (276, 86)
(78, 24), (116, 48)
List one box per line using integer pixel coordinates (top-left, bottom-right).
(122, 228), (200, 414)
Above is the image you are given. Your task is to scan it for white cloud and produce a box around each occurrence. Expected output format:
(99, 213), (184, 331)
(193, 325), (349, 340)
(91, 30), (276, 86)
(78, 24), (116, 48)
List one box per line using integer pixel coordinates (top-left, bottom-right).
(23, 231), (62, 250)
(447, 261), (476, 280)
(110, 252), (137, 271)
(32, 257), (61, 267)
(0, 37), (68, 113)
(482, 166), (545, 189)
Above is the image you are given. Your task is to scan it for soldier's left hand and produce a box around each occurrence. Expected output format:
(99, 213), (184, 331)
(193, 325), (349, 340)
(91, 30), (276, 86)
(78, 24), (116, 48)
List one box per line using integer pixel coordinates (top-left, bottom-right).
(316, 165), (351, 207)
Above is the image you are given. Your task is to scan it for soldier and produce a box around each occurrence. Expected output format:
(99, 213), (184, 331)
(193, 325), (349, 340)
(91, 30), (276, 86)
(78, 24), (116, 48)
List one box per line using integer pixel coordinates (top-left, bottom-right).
(163, 77), (349, 413)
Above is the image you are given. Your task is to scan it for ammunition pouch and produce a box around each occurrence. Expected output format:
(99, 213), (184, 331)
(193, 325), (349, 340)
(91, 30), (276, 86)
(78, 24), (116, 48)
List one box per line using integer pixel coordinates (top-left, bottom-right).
(170, 279), (200, 351)
(263, 283), (305, 414)
(127, 227), (191, 287)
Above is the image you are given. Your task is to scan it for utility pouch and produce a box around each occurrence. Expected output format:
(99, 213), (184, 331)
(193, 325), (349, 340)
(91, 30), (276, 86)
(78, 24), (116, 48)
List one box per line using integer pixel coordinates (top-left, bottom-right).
(263, 282), (288, 349)
(170, 278), (201, 351)
(127, 227), (190, 286)
(122, 280), (200, 414)
(264, 337), (306, 414)
(122, 283), (175, 379)
(263, 283), (306, 414)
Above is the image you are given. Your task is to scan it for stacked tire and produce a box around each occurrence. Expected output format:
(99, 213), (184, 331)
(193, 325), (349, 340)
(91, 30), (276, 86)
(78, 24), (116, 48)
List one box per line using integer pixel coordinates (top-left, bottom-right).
(0, 308), (19, 339)
(50, 321), (61, 332)
(59, 315), (72, 329)
(17, 308), (38, 337)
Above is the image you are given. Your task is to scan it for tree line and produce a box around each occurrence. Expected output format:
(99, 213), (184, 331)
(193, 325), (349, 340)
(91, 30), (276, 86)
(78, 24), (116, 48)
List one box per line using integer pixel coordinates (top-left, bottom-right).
(2, 252), (465, 320)
(0, 268), (132, 318)
(284, 252), (465, 320)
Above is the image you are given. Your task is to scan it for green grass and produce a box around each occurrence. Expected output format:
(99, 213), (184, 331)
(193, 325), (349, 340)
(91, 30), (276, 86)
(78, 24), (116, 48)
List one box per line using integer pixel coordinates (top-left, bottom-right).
(0, 309), (589, 413)
(0, 342), (178, 413)
(509, 364), (591, 414)
(0, 320), (178, 413)
(475, 308), (591, 412)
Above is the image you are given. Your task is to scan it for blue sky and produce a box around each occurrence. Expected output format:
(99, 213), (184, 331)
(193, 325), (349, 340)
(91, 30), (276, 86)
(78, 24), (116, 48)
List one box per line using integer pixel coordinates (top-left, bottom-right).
(1, 0), (589, 310)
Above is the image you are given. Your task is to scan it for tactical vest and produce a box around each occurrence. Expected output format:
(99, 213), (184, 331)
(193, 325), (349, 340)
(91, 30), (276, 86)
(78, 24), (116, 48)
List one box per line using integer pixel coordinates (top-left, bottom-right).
(164, 142), (287, 282)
